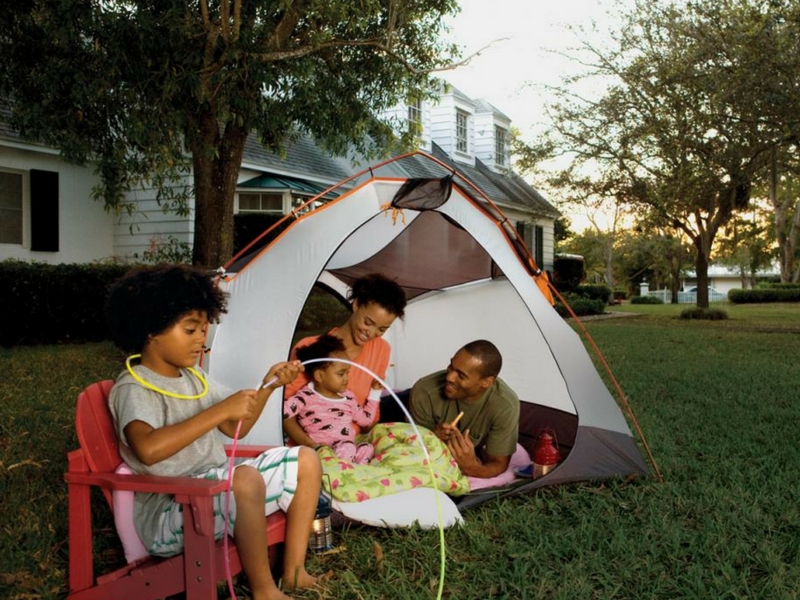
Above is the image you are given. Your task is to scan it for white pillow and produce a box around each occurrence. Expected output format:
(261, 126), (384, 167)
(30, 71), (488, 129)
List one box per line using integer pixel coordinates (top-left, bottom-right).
(331, 488), (463, 528)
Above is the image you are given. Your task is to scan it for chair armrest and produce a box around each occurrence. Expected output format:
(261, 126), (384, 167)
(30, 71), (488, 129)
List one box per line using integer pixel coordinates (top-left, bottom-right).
(65, 471), (228, 496)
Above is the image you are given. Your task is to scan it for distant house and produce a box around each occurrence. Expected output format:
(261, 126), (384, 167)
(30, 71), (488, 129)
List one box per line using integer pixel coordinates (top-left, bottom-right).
(682, 263), (781, 295)
(1, 81), (558, 269)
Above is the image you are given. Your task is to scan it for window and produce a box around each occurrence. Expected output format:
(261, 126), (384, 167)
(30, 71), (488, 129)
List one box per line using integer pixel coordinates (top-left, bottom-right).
(407, 99), (422, 133)
(516, 221), (544, 268)
(0, 171), (23, 244)
(495, 126), (507, 166)
(456, 110), (469, 153)
(238, 192), (283, 214)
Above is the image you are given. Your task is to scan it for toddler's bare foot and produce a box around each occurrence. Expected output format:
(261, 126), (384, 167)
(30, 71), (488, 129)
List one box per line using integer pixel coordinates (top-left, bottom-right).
(281, 566), (319, 591)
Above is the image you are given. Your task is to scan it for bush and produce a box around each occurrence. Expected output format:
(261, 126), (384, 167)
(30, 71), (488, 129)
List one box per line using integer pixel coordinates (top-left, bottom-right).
(575, 283), (612, 302)
(1, 260), (133, 346)
(679, 307), (729, 320)
(613, 289), (627, 301)
(554, 296), (606, 318)
(630, 295), (664, 305)
(755, 282), (800, 290)
(728, 288), (800, 303)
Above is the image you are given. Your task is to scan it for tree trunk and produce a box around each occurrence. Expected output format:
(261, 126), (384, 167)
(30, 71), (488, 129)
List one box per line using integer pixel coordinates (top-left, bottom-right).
(603, 234), (614, 293)
(669, 262), (681, 304)
(769, 147), (800, 283)
(788, 199), (800, 283)
(190, 114), (248, 269)
(692, 234), (712, 309)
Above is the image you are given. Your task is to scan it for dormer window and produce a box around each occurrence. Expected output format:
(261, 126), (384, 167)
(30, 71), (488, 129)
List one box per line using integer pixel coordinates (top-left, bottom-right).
(456, 110), (469, 153)
(407, 99), (422, 133)
(495, 126), (507, 167)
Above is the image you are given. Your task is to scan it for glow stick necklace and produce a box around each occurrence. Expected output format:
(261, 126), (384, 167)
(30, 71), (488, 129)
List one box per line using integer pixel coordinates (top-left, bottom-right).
(125, 354), (209, 400)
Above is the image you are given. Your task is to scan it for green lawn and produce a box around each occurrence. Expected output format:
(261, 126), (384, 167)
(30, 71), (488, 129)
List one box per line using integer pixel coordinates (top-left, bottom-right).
(2, 303), (800, 599)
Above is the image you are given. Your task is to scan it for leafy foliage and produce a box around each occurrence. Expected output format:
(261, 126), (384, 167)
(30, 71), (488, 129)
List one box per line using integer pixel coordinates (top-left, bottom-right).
(0, 0), (459, 267)
(517, 0), (800, 307)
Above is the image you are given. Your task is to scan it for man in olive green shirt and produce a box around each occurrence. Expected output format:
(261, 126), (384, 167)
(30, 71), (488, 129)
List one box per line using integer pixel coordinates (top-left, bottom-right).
(409, 340), (519, 478)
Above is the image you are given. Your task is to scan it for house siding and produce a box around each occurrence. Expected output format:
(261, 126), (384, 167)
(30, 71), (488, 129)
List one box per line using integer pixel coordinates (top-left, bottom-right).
(473, 112), (510, 173)
(112, 179), (195, 260)
(0, 145), (114, 263)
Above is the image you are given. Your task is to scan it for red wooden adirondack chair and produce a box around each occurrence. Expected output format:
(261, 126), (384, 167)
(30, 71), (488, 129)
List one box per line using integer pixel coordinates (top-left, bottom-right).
(65, 380), (287, 600)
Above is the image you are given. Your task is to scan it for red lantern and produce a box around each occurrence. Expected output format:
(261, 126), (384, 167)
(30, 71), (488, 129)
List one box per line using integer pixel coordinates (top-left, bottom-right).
(532, 430), (561, 479)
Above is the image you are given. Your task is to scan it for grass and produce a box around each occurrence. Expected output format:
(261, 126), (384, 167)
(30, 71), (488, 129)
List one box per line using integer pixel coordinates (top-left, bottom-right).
(3, 303), (800, 598)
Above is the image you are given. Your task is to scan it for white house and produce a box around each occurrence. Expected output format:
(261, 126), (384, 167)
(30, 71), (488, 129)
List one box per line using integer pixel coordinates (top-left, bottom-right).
(1, 81), (558, 270)
(682, 263), (782, 295)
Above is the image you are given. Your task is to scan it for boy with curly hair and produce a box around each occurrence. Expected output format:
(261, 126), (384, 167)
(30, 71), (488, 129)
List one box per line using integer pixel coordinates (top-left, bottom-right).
(105, 263), (320, 599)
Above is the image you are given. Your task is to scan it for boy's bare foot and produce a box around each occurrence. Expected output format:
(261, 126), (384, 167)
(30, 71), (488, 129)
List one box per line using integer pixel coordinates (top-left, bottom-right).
(253, 586), (292, 600)
(281, 566), (320, 591)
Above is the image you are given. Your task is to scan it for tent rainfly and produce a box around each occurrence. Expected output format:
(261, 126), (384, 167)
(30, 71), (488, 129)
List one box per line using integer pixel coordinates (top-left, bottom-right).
(206, 152), (649, 509)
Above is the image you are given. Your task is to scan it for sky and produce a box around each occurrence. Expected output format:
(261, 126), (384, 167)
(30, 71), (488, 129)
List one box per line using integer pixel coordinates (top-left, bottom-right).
(441, 0), (620, 135)
(440, 0), (626, 229)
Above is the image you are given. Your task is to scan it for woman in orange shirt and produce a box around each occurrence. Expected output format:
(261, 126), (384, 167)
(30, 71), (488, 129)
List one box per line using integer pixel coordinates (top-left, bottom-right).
(283, 273), (407, 447)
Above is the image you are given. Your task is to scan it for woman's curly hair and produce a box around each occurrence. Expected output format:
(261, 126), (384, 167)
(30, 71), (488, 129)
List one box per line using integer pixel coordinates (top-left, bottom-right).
(348, 273), (407, 319)
(105, 264), (228, 353)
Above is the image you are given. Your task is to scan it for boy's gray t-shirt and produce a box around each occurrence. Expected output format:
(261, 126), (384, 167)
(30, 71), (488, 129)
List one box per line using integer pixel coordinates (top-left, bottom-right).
(108, 365), (234, 552)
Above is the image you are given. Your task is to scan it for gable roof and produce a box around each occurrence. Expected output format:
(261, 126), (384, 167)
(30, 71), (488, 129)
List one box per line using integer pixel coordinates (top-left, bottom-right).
(241, 131), (351, 185)
(474, 98), (512, 122)
(422, 142), (559, 218)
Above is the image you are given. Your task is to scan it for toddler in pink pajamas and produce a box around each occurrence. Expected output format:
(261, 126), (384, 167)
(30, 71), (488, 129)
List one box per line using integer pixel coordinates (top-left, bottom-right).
(284, 334), (380, 464)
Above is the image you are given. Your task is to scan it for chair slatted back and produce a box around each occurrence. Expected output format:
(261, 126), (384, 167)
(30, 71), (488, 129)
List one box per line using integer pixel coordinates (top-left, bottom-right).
(75, 380), (120, 479)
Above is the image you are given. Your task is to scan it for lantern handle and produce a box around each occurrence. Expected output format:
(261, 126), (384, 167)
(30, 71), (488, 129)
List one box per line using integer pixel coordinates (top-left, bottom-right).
(537, 426), (559, 450)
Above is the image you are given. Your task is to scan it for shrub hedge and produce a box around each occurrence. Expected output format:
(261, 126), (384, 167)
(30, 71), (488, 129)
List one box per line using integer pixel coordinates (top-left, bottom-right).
(679, 307), (729, 320)
(554, 296), (606, 318)
(756, 282), (800, 290)
(630, 295), (664, 305)
(575, 283), (612, 302)
(1, 260), (133, 346)
(728, 288), (800, 304)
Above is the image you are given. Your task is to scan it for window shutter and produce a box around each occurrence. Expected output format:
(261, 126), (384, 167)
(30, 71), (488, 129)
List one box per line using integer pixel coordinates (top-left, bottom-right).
(30, 169), (59, 252)
(534, 225), (544, 268)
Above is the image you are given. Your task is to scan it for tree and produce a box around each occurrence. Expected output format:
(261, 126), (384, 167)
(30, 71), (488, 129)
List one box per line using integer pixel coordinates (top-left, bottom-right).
(0, 0), (459, 267)
(517, 0), (800, 308)
(766, 148), (800, 282)
(553, 216), (574, 246)
(716, 204), (775, 288)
